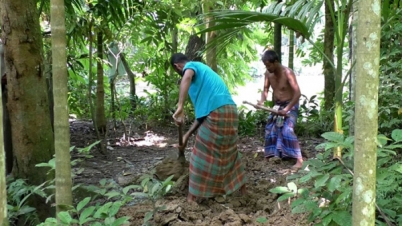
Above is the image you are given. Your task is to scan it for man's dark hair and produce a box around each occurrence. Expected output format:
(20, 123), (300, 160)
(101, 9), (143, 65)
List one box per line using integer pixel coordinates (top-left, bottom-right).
(170, 53), (189, 66)
(261, 50), (280, 63)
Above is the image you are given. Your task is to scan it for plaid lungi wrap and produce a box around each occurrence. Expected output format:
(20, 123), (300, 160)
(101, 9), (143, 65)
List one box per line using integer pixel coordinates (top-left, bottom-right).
(189, 104), (247, 198)
(264, 101), (302, 159)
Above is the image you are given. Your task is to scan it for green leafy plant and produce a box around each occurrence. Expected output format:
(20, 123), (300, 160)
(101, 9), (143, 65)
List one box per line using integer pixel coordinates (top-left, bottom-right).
(38, 198), (130, 226)
(36, 140), (101, 181)
(270, 129), (402, 225)
(131, 174), (175, 225)
(238, 101), (272, 136)
(38, 179), (141, 226)
(295, 94), (333, 137)
(6, 178), (49, 225)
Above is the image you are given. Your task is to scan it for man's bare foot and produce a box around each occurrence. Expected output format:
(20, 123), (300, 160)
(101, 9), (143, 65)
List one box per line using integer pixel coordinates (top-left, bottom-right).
(291, 158), (303, 171)
(187, 193), (197, 203)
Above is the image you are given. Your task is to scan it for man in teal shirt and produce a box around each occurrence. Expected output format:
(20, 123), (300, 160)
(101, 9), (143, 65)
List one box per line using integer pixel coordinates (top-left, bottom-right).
(170, 53), (247, 203)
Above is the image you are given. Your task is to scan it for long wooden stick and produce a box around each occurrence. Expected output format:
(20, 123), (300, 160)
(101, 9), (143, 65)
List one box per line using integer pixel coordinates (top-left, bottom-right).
(242, 101), (280, 114)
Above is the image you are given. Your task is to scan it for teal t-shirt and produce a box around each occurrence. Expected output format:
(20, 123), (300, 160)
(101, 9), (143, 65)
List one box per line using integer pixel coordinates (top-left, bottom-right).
(183, 62), (236, 119)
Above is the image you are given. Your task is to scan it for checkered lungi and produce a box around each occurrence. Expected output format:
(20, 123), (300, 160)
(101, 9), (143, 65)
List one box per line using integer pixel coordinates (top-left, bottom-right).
(264, 101), (302, 159)
(189, 104), (247, 198)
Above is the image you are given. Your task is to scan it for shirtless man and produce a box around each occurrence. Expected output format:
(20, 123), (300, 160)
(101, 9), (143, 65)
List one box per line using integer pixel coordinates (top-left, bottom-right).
(257, 50), (303, 169)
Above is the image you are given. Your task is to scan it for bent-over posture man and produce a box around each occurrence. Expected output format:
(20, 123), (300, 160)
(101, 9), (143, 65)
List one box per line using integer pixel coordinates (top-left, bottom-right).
(257, 50), (303, 169)
(170, 53), (247, 203)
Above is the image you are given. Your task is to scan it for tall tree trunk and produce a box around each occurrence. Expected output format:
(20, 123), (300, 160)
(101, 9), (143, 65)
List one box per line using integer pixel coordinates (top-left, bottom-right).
(0, 40), (12, 175)
(110, 76), (116, 127)
(50, 0), (73, 216)
(323, 0), (335, 110)
(274, 0), (282, 63)
(96, 31), (106, 133)
(288, 31), (294, 70)
(185, 35), (204, 62)
(348, 5), (356, 136)
(352, 0), (380, 224)
(202, 0), (217, 71)
(120, 53), (136, 112)
(274, 23), (282, 62)
(0, 67), (9, 226)
(0, 0), (54, 220)
(332, 0), (352, 158)
(44, 48), (54, 131)
(0, 37), (7, 226)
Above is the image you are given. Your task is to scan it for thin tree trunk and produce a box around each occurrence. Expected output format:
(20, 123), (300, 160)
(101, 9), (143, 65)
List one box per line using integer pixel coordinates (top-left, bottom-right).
(0, 0), (54, 220)
(348, 4), (356, 136)
(45, 49), (54, 131)
(332, 0), (352, 158)
(0, 40), (12, 175)
(96, 31), (106, 133)
(272, 0), (282, 103)
(288, 31), (294, 70)
(352, 0), (380, 224)
(50, 0), (73, 216)
(120, 53), (136, 112)
(323, 0), (335, 110)
(274, 0), (282, 63)
(274, 23), (282, 62)
(88, 21), (105, 155)
(202, 0), (217, 71)
(0, 62), (9, 226)
(110, 75), (116, 127)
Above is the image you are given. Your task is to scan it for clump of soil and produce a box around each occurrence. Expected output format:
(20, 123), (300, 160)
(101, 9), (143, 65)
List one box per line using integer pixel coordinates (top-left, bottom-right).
(154, 157), (189, 181)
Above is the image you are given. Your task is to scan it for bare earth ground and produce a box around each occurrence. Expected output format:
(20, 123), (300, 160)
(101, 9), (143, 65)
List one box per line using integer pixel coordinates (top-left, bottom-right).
(70, 119), (323, 226)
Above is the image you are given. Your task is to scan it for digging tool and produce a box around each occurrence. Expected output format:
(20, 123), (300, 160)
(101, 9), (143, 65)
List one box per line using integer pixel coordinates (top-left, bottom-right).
(177, 123), (185, 163)
(242, 101), (290, 116)
(177, 120), (202, 164)
(242, 101), (280, 114)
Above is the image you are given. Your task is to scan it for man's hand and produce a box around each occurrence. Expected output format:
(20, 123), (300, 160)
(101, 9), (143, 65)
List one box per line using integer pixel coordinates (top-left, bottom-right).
(278, 109), (289, 117)
(173, 107), (184, 125)
(174, 133), (189, 150)
(257, 100), (264, 106)
(180, 133), (189, 150)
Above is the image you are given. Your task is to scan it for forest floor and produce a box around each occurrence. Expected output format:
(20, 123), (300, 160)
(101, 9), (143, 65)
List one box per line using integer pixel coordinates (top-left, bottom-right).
(69, 119), (324, 226)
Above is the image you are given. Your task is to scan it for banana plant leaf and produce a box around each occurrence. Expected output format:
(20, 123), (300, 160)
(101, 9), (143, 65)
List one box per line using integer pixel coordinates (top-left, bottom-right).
(198, 10), (311, 39)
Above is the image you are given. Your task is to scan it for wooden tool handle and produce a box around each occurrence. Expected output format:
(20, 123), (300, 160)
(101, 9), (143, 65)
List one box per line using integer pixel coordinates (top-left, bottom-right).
(178, 123), (183, 146)
(242, 101), (280, 114)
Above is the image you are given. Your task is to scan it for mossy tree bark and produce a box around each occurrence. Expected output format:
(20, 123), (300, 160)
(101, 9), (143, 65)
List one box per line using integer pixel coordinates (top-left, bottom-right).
(352, 0), (381, 225)
(0, 0), (55, 220)
(323, 0), (335, 110)
(50, 0), (73, 215)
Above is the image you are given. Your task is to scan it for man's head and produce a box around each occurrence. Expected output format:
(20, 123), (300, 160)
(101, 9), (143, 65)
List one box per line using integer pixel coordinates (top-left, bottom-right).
(170, 53), (189, 76)
(261, 50), (280, 73)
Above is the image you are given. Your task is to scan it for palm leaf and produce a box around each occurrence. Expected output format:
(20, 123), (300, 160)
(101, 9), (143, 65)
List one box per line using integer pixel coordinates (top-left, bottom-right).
(199, 10), (310, 38)
(262, 0), (324, 35)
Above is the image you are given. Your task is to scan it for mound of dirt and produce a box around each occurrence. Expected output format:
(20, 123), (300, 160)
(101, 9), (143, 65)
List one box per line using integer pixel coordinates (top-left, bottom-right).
(154, 157), (189, 181)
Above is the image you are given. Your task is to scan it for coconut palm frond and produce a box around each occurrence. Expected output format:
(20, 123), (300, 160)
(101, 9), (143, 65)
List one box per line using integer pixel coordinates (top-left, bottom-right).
(200, 10), (310, 37)
(263, 0), (324, 35)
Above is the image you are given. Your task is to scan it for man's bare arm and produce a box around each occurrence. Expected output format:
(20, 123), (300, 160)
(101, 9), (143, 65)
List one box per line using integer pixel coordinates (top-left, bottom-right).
(283, 69), (301, 112)
(258, 71), (271, 104)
